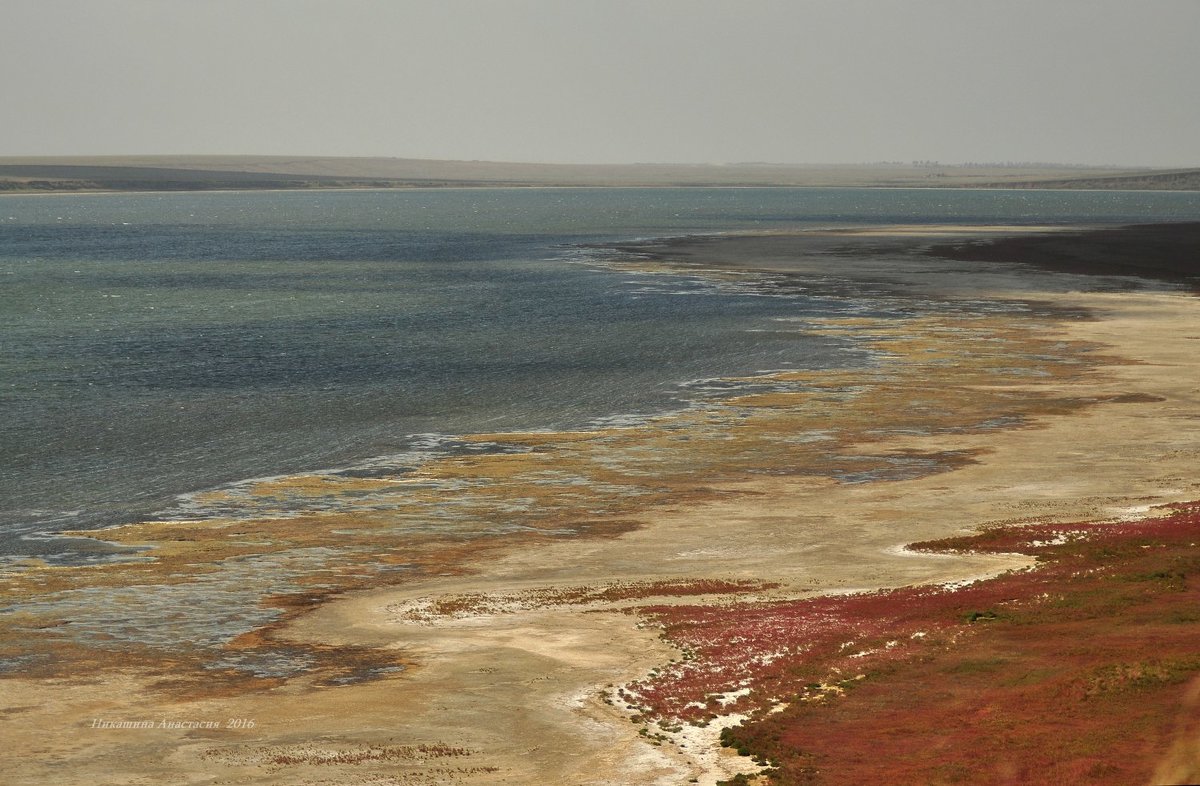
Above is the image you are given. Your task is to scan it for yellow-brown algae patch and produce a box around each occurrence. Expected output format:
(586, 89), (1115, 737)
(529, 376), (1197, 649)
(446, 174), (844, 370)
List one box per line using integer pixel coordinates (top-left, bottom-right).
(2, 305), (1101, 666)
(4, 231), (1200, 783)
(0, 243), (1172, 775)
(246, 474), (400, 497)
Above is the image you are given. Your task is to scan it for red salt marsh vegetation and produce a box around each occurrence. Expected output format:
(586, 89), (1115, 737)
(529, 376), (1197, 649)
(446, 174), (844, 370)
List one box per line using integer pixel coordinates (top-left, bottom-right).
(624, 502), (1200, 785)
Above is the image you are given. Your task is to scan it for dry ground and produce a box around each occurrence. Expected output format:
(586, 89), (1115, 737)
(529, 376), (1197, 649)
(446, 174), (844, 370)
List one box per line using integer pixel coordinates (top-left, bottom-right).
(2, 227), (1198, 784)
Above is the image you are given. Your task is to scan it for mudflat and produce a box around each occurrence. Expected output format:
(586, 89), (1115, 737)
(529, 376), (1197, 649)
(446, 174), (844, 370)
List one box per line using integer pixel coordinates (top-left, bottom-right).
(2, 224), (1198, 784)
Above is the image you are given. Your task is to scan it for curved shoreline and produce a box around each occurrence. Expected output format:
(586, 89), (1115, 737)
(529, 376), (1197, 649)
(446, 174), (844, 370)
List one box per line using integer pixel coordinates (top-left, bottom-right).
(278, 267), (1200, 784)
(2, 224), (1199, 784)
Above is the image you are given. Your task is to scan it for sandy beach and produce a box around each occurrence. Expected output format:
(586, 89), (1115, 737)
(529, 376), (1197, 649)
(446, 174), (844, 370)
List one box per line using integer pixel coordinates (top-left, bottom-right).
(2, 224), (1199, 784)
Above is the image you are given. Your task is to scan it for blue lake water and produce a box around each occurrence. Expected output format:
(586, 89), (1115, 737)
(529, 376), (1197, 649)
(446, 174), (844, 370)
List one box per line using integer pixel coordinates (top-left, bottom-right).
(2, 187), (1199, 561)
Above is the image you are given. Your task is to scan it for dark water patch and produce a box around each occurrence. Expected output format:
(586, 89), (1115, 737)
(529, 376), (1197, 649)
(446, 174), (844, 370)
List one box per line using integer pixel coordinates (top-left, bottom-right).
(317, 665), (406, 687)
(831, 450), (982, 485)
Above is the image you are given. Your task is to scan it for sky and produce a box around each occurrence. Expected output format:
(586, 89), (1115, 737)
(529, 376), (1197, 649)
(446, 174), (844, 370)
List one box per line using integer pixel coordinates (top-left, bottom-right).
(4, 0), (1198, 167)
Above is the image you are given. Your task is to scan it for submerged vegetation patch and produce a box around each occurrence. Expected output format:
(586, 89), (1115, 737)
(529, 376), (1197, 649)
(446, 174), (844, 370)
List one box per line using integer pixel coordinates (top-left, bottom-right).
(0, 306), (1105, 686)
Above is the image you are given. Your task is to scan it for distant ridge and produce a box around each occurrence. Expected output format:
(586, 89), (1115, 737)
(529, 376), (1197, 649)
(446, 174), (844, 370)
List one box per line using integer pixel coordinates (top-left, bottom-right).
(981, 168), (1200, 191)
(0, 156), (1195, 192)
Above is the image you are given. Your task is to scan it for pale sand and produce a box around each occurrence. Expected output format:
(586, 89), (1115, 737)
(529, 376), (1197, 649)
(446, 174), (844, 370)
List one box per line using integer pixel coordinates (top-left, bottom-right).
(3, 230), (1198, 784)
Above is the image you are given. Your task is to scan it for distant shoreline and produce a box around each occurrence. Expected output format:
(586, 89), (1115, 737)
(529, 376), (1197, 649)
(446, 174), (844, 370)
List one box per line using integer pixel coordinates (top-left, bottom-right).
(2, 156), (1197, 193)
(6, 184), (1200, 199)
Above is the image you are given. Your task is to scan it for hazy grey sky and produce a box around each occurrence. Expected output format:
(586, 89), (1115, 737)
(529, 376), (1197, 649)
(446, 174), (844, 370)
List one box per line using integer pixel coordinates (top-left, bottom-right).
(5, 0), (1198, 166)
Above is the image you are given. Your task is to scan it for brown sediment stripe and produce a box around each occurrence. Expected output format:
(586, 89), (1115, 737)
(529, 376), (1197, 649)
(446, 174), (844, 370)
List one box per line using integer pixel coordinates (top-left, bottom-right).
(0, 301), (1112, 683)
(2, 222), (1171, 688)
(2, 224), (1198, 785)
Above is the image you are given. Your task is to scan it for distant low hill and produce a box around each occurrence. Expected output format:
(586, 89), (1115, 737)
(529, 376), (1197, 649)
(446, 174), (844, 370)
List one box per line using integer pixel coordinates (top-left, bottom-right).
(0, 156), (1195, 192)
(979, 168), (1200, 191)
